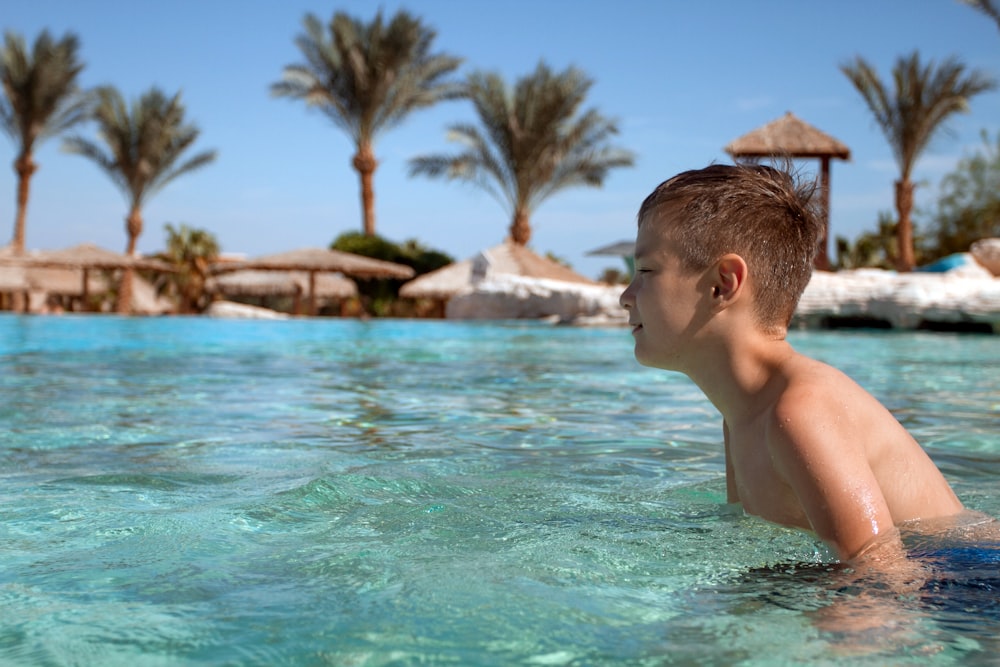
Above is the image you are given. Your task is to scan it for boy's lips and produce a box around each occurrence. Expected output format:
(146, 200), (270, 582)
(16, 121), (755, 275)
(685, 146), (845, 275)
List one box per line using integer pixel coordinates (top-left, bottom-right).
(630, 322), (643, 334)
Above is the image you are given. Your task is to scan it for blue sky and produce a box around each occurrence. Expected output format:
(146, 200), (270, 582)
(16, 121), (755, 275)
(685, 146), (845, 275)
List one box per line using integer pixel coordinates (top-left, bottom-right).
(3, 0), (999, 278)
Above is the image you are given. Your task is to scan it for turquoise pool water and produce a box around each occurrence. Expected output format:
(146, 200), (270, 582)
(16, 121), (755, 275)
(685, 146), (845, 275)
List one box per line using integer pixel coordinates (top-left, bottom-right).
(1, 315), (998, 665)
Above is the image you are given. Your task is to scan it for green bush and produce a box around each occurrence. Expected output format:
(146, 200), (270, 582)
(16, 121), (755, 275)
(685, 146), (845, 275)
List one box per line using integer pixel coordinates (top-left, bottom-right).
(330, 232), (454, 316)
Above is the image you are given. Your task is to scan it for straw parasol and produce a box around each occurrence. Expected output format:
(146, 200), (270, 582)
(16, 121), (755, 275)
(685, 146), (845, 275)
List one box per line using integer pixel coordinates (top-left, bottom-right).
(400, 242), (595, 311)
(0, 265), (27, 294)
(586, 240), (636, 276)
(724, 112), (851, 269)
(0, 243), (175, 312)
(0, 246), (27, 303)
(207, 269), (358, 314)
(26, 267), (109, 295)
(0, 246), (25, 288)
(210, 247), (414, 316)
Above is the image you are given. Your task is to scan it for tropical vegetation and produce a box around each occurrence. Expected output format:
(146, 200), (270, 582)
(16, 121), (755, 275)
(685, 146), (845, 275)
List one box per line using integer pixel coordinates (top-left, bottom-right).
(154, 223), (220, 314)
(272, 9), (462, 237)
(920, 130), (1000, 261)
(409, 61), (635, 246)
(63, 86), (217, 312)
(331, 230), (453, 316)
(835, 212), (900, 270)
(0, 29), (91, 253)
(841, 50), (996, 271)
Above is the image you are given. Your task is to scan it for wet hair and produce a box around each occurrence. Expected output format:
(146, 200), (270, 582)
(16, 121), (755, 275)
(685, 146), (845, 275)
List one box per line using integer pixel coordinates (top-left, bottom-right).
(638, 163), (822, 331)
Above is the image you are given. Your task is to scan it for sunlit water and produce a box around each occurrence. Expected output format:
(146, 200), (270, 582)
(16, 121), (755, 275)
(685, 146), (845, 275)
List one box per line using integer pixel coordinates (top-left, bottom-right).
(1, 315), (997, 666)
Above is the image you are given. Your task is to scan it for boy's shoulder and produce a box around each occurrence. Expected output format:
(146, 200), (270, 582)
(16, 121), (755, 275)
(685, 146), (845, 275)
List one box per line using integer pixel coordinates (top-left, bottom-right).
(766, 354), (879, 449)
(778, 353), (862, 398)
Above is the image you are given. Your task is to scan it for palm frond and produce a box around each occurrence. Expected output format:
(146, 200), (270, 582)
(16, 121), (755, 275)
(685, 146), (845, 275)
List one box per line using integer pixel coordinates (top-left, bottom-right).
(410, 61), (635, 239)
(0, 29), (88, 149)
(272, 9), (462, 145)
(63, 84), (216, 208)
(843, 51), (997, 177)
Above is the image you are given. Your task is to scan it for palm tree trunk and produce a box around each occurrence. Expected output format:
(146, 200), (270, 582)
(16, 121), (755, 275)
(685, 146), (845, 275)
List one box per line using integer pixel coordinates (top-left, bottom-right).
(509, 210), (531, 245)
(353, 145), (378, 236)
(816, 157), (831, 271)
(11, 153), (38, 253)
(117, 207), (144, 314)
(894, 179), (916, 272)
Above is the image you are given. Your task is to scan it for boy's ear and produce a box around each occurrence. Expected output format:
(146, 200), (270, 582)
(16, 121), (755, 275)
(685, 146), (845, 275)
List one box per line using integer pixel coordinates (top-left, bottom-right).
(711, 254), (748, 304)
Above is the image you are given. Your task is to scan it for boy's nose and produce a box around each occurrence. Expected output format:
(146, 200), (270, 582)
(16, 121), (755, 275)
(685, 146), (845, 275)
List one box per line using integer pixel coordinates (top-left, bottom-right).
(619, 282), (634, 309)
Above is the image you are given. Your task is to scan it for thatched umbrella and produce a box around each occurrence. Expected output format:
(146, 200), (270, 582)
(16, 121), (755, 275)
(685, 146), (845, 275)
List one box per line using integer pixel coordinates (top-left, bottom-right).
(207, 269), (358, 315)
(210, 247), (414, 316)
(0, 246), (27, 308)
(0, 243), (175, 312)
(0, 264), (27, 294)
(586, 240), (636, 276)
(724, 112), (851, 269)
(400, 242), (595, 315)
(26, 267), (109, 294)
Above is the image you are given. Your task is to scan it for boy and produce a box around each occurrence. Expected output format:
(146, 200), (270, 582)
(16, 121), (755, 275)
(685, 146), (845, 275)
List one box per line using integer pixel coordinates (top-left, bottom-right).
(619, 163), (966, 562)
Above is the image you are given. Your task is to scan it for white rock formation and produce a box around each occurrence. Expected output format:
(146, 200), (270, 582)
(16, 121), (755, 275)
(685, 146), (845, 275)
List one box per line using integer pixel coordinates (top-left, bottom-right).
(206, 300), (290, 320)
(795, 259), (999, 331)
(445, 255), (999, 332)
(445, 275), (627, 324)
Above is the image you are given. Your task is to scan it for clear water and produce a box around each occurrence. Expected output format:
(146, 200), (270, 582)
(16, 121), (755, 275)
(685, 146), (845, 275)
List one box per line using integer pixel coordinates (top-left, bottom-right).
(1, 315), (997, 666)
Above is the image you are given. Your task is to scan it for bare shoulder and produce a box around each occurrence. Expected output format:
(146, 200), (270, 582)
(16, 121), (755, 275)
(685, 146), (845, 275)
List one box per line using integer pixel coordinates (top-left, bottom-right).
(765, 353), (901, 470)
(770, 355), (873, 428)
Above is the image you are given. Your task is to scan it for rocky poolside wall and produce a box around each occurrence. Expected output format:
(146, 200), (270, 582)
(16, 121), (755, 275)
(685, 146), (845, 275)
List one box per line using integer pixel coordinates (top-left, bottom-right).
(444, 254), (1000, 333)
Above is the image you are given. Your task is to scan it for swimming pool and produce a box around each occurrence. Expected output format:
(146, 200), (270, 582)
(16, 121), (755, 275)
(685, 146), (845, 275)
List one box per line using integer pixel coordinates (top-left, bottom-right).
(1, 315), (997, 665)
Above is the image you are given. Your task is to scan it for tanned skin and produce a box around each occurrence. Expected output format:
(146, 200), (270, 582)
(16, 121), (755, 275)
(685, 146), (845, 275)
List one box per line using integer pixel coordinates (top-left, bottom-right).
(620, 211), (965, 562)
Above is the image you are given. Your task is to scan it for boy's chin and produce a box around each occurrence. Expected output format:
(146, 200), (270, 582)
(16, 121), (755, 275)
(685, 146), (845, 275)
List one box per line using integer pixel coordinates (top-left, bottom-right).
(634, 349), (682, 372)
(633, 350), (666, 370)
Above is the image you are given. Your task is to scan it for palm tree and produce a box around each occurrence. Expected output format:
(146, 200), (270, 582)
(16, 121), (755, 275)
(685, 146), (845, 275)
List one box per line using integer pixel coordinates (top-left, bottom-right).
(0, 29), (91, 253)
(156, 223), (220, 314)
(963, 0), (1000, 31)
(841, 51), (996, 271)
(63, 86), (216, 312)
(409, 62), (635, 245)
(272, 9), (462, 237)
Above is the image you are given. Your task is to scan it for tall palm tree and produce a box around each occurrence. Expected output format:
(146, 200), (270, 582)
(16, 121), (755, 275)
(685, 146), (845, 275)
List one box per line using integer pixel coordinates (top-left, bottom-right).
(409, 62), (635, 246)
(841, 51), (996, 271)
(63, 86), (216, 312)
(0, 29), (90, 253)
(272, 9), (462, 237)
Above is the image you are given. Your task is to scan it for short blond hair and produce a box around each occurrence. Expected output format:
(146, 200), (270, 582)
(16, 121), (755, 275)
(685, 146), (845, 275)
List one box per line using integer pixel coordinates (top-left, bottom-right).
(638, 163), (821, 330)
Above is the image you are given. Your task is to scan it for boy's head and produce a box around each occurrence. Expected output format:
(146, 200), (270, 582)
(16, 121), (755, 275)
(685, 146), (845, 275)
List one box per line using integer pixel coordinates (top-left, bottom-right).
(637, 163), (821, 333)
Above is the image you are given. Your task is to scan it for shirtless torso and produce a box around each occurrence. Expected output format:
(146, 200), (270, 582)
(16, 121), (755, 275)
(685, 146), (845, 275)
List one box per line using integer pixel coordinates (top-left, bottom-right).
(723, 353), (965, 559)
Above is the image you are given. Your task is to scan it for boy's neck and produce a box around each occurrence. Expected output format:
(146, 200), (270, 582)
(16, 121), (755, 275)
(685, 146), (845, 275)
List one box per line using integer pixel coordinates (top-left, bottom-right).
(685, 332), (796, 426)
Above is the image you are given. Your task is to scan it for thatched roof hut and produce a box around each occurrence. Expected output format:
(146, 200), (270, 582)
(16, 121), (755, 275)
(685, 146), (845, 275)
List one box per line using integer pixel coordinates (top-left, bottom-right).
(724, 111), (850, 160)
(211, 247), (413, 315)
(0, 243), (174, 313)
(208, 270), (355, 298)
(212, 247), (414, 279)
(400, 242), (595, 301)
(0, 265), (26, 292)
(207, 269), (357, 315)
(18, 243), (175, 272)
(0, 246), (26, 292)
(725, 112), (851, 269)
(26, 267), (109, 294)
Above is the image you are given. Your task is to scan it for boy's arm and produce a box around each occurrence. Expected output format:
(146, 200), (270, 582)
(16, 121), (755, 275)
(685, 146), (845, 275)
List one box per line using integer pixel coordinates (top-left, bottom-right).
(723, 420), (739, 503)
(768, 391), (898, 561)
